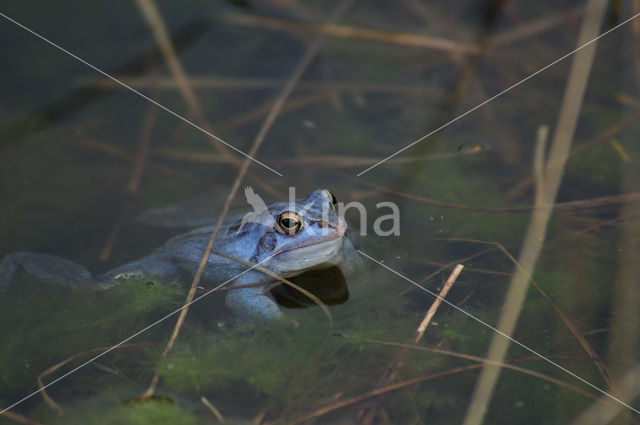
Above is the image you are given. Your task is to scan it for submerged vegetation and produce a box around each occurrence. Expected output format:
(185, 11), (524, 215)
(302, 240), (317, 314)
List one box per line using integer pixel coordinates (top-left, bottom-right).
(1, 0), (639, 424)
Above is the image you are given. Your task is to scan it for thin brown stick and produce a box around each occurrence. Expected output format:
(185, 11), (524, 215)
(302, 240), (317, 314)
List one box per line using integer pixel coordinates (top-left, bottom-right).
(321, 60), (346, 113)
(99, 211), (128, 262)
(99, 102), (158, 261)
(464, 5), (612, 413)
(355, 176), (640, 214)
(482, 113), (637, 200)
(570, 362), (640, 425)
(282, 358), (608, 425)
(492, 5), (584, 47)
(76, 137), (190, 177)
(277, 365), (484, 425)
(253, 411), (267, 425)
(0, 411), (45, 425)
(413, 264), (464, 342)
(134, 0), (199, 114)
(81, 76), (442, 96)
(444, 237), (621, 406)
(227, 92), (330, 128)
(223, 12), (481, 55)
(133, 0), (234, 161)
(140, 0), (355, 398)
(267, 335), (629, 425)
(575, 210), (640, 235)
(359, 339), (610, 402)
(151, 149), (482, 168)
(128, 98), (158, 194)
(364, 343), (640, 425)
(358, 263), (464, 423)
(415, 247), (497, 285)
(570, 113), (638, 155)
(37, 344), (148, 414)
(201, 396), (225, 423)
(414, 258), (510, 277)
(617, 93), (640, 109)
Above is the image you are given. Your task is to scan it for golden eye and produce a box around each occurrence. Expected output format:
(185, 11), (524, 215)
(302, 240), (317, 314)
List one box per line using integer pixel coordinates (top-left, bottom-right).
(324, 189), (338, 209)
(277, 212), (302, 235)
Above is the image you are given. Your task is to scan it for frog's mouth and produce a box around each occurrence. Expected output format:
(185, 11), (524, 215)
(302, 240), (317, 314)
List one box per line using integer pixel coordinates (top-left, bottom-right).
(273, 235), (345, 274)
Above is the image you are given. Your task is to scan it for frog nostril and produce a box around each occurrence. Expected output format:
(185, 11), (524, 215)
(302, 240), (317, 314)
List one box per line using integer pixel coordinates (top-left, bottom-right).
(318, 221), (327, 228)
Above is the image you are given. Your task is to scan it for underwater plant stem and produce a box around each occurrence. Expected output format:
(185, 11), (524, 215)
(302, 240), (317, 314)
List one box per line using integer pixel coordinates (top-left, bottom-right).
(286, 358), (616, 425)
(281, 337), (631, 425)
(462, 2), (612, 424)
(133, 0), (235, 162)
(99, 100), (158, 261)
(127, 94), (158, 194)
(358, 264), (463, 423)
(82, 76), (443, 96)
(223, 12), (481, 55)
(600, 12), (640, 422)
(440, 237), (629, 405)
(492, 5), (584, 47)
(140, 0), (355, 399)
(282, 365), (485, 425)
(355, 175), (640, 214)
(152, 149), (481, 168)
(533, 125), (549, 206)
(36, 343), (148, 415)
(201, 396), (226, 422)
(0, 411), (45, 425)
(360, 339), (614, 404)
(226, 92), (330, 128)
(570, 361), (640, 425)
(76, 136), (189, 177)
(411, 247), (497, 287)
(413, 264), (463, 342)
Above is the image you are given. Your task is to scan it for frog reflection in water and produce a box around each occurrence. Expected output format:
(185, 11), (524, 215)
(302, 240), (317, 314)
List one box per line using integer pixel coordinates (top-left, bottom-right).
(0, 189), (358, 321)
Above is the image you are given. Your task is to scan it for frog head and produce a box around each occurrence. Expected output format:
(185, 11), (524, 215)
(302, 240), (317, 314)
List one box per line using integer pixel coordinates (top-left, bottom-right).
(241, 189), (347, 276)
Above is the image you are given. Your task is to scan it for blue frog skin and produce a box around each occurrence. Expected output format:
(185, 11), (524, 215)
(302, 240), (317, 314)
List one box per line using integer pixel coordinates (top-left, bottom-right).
(0, 189), (358, 321)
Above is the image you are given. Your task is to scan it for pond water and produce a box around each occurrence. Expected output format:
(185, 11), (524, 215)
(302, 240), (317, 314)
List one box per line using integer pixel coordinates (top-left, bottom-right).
(1, 1), (639, 424)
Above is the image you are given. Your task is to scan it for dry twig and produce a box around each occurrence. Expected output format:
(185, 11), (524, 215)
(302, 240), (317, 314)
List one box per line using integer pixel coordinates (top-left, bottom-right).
(99, 100), (158, 261)
(358, 264), (464, 423)
(462, 3), (614, 421)
(37, 344), (147, 414)
(271, 336), (632, 425)
(133, 0), (235, 162)
(201, 396), (226, 422)
(223, 12), (481, 54)
(413, 264), (464, 342)
(355, 177), (640, 214)
(0, 411), (45, 425)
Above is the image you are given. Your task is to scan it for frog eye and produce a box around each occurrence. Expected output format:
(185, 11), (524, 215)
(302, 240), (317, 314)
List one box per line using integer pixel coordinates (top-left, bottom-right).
(277, 212), (303, 235)
(323, 190), (338, 209)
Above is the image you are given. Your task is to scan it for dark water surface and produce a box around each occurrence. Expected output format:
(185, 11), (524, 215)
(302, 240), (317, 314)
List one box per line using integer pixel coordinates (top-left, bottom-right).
(1, 1), (640, 424)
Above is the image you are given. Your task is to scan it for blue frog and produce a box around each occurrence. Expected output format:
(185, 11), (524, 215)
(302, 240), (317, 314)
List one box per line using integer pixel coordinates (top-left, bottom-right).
(0, 189), (358, 321)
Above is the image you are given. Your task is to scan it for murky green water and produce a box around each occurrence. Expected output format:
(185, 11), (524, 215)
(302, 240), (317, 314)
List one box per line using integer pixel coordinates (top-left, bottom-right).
(1, 1), (640, 424)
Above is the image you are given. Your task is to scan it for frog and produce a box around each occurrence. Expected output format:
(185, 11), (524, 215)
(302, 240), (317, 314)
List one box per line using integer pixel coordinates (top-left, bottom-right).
(0, 189), (358, 321)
